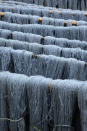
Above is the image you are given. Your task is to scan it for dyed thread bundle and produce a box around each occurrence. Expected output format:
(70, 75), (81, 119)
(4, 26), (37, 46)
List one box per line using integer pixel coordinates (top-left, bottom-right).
(0, 72), (86, 131)
(1, 12), (87, 26)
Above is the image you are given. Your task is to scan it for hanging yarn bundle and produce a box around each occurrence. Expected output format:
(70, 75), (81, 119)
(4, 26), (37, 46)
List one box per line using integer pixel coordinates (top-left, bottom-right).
(0, 1), (87, 131)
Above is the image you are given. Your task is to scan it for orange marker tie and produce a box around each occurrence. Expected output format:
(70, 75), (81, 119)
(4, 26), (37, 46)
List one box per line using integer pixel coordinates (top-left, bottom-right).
(39, 17), (43, 22)
(84, 13), (87, 16)
(0, 12), (4, 17)
(49, 10), (53, 14)
(64, 21), (67, 26)
(72, 21), (77, 26)
(32, 54), (38, 59)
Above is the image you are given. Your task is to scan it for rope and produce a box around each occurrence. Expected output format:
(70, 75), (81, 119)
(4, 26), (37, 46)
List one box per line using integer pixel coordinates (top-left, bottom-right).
(0, 95), (9, 99)
(0, 117), (23, 122)
(52, 124), (74, 131)
(0, 109), (73, 131)
(55, 124), (72, 128)
(0, 108), (26, 122)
